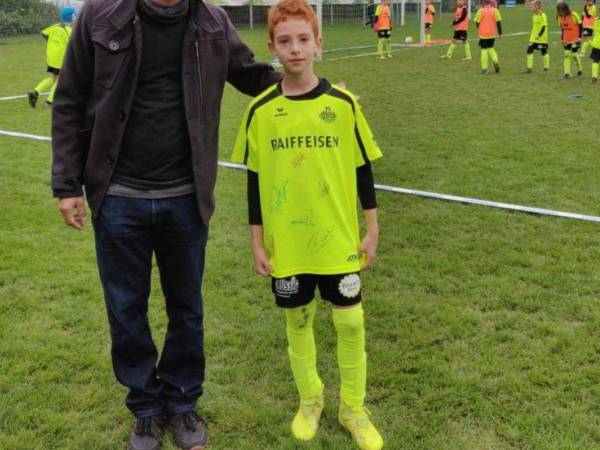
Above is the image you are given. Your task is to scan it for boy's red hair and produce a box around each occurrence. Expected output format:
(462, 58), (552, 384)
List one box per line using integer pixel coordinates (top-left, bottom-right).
(267, 0), (319, 41)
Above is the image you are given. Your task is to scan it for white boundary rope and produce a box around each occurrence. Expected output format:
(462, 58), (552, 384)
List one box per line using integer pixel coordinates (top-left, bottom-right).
(0, 92), (49, 101)
(2, 129), (599, 224)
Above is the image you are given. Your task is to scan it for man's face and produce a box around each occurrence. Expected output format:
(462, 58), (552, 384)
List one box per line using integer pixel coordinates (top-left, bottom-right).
(269, 19), (321, 77)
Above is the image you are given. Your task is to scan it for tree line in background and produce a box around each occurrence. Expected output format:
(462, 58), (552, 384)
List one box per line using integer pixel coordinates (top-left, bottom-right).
(0, 0), (58, 37)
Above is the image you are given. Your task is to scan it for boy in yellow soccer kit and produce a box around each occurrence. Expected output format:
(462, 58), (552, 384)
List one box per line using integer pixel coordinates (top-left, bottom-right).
(591, 16), (600, 82)
(374, 0), (392, 58)
(27, 6), (76, 108)
(474, 0), (503, 74)
(231, 1), (384, 449)
(581, 0), (598, 57)
(524, 0), (550, 73)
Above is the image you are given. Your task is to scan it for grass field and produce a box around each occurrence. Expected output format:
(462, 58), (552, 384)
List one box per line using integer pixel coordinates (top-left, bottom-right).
(2, 4), (600, 449)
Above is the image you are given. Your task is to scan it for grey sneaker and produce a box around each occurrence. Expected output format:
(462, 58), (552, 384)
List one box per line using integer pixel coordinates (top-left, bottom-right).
(168, 411), (208, 450)
(128, 416), (162, 450)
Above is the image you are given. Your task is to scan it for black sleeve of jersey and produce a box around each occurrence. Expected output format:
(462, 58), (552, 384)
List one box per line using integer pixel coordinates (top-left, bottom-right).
(537, 25), (546, 38)
(452, 8), (468, 25)
(357, 164), (377, 210)
(247, 170), (262, 225)
(497, 21), (503, 35)
(579, 23), (583, 38)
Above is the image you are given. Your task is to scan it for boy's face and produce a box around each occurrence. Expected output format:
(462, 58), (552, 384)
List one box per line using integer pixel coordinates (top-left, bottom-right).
(269, 19), (322, 77)
(457, 0), (464, 6)
(533, 2), (541, 12)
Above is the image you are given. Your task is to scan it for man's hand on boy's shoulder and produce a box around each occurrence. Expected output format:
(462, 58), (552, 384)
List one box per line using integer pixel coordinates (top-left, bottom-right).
(336, 81), (361, 105)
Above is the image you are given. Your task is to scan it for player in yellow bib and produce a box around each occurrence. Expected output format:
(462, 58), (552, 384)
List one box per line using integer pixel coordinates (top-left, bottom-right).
(524, 0), (549, 73)
(231, 1), (383, 448)
(27, 6), (75, 108)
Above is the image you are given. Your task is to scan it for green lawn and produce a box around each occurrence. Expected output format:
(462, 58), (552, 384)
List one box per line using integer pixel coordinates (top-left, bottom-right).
(2, 4), (600, 449)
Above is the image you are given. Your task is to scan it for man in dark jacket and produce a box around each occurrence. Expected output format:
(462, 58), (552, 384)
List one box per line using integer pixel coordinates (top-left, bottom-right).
(51, 0), (280, 448)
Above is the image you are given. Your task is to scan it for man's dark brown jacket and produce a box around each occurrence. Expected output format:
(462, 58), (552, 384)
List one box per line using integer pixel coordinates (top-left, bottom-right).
(51, 0), (280, 223)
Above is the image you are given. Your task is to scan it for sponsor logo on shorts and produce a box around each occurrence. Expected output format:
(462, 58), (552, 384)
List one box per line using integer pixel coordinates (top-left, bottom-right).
(338, 274), (361, 299)
(275, 276), (300, 297)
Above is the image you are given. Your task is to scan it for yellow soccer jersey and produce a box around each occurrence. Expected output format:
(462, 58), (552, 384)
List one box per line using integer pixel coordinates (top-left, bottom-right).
(42, 23), (72, 69)
(593, 17), (600, 48)
(231, 79), (382, 278)
(530, 12), (548, 44)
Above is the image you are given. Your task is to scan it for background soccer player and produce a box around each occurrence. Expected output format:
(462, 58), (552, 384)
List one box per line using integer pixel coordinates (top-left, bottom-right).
(27, 6), (75, 108)
(231, 0), (384, 448)
(441, 0), (471, 60)
(475, 0), (503, 74)
(590, 15), (600, 82)
(425, 0), (436, 44)
(374, 0), (393, 58)
(557, 2), (583, 78)
(524, 0), (549, 73)
(581, 0), (598, 57)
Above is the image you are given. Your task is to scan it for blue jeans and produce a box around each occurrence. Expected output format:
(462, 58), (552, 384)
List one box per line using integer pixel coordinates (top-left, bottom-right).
(93, 194), (208, 418)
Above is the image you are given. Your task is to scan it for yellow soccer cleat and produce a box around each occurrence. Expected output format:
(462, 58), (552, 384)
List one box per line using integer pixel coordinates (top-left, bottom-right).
(338, 404), (384, 450)
(290, 393), (324, 441)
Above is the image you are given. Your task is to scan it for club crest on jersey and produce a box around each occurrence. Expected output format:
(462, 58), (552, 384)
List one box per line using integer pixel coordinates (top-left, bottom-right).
(338, 274), (361, 298)
(275, 276), (300, 297)
(319, 106), (337, 123)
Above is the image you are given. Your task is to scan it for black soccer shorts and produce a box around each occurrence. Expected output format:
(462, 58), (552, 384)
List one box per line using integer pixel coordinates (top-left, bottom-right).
(272, 273), (362, 308)
(453, 30), (468, 41)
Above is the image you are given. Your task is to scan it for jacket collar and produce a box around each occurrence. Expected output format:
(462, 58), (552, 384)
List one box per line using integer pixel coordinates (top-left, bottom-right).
(107, 0), (138, 30)
(105, 0), (218, 35)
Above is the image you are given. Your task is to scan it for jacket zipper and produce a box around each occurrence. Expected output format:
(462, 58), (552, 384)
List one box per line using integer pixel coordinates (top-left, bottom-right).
(194, 41), (204, 121)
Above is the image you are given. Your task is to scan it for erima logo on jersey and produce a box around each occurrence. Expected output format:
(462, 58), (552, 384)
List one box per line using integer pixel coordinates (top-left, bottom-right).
(271, 135), (340, 151)
(347, 254), (359, 262)
(319, 106), (336, 123)
(275, 107), (287, 118)
(275, 277), (300, 298)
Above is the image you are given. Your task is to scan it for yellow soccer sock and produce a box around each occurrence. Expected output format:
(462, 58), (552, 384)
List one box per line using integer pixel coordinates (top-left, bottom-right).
(543, 54), (550, 70)
(574, 53), (583, 71)
(564, 51), (571, 74)
(593, 62), (599, 78)
(447, 43), (456, 57)
(488, 48), (499, 64)
(285, 301), (323, 400)
(425, 33), (431, 43)
(377, 38), (384, 57)
(527, 53), (534, 69)
(464, 42), (472, 59)
(34, 77), (55, 95)
(46, 81), (58, 104)
(332, 305), (366, 408)
(480, 49), (489, 70)
(582, 41), (590, 55)
(385, 38), (392, 56)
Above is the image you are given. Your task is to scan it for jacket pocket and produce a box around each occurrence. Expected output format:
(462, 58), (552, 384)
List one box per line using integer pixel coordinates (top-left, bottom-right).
(91, 27), (133, 89)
